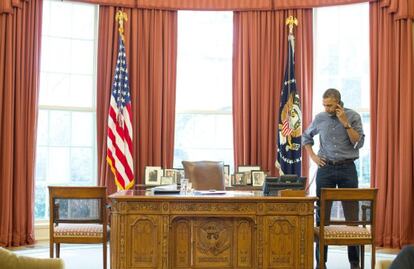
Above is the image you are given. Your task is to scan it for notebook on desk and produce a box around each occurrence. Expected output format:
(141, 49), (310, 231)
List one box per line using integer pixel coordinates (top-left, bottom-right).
(151, 184), (180, 195)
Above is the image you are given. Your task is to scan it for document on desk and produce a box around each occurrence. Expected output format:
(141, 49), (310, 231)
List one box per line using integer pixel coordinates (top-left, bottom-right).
(194, 190), (227, 195)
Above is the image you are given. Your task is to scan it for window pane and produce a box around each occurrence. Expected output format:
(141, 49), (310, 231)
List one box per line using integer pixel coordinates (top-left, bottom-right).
(71, 112), (94, 146)
(37, 110), (49, 145)
(49, 111), (71, 146)
(71, 147), (94, 181)
(313, 3), (369, 113)
(35, 0), (98, 221)
(313, 3), (370, 189)
(48, 147), (71, 182)
(35, 147), (47, 181)
(71, 4), (96, 39)
(70, 40), (95, 75)
(175, 11), (233, 170)
(176, 11), (233, 112)
(174, 114), (234, 168)
(41, 37), (71, 73)
(70, 75), (94, 107)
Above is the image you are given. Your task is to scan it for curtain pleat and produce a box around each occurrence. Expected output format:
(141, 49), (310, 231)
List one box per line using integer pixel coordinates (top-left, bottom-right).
(97, 7), (177, 194)
(232, 9), (313, 177)
(68, 0), (375, 11)
(379, 0), (414, 19)
(0, 0), (42, 247)
(370, 2), (414, 248)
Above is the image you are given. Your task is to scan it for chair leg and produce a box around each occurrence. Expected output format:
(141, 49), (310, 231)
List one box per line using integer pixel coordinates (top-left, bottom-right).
(56, 243), (60, 258)
(320, 242), (325, 269)
(50, 242), (54, 258)
(361, 245), (365, 269)
(371, 244), (376, 269)
(103, 241), (107, 269)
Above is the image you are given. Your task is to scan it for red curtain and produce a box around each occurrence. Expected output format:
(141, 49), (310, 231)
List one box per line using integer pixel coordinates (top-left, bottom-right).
(97, 7), (177, 194)
(232, 9), (313, 177)
(0, 0), (42, 247)
(68, 0), (375, 11)
(0, 0), (29, 14)
(378, 0), (414, 19)
(370, 2), (414, 247)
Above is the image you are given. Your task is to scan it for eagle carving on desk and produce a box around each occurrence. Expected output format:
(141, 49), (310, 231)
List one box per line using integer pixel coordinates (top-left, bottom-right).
(197, 220), (231, 256)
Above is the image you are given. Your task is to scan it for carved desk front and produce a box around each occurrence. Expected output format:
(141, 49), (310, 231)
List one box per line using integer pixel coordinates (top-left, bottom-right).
(109, 190), (316, 269)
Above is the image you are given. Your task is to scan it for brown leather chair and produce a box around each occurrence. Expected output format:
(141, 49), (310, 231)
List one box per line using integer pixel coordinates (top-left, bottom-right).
(48, 186), (109, 269)
(314, 188), (378, 269)
(182, 161), (225, 190)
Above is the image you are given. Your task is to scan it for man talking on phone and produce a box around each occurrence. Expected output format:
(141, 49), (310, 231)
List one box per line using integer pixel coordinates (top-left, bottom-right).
(302, 88), (365, 269)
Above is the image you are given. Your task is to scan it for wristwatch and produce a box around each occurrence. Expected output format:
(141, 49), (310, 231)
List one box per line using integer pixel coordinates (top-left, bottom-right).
(344, 123), (352, 129)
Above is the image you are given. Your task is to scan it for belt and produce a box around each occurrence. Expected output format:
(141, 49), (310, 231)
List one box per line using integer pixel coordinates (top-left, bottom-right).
(325, 159), (355, 166)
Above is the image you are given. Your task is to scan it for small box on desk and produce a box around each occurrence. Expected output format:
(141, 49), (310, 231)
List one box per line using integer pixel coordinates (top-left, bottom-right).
(262, 175), (306, 196)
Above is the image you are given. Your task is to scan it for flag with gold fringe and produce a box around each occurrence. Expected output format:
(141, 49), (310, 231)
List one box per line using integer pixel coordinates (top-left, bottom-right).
(107, 11), (134, 190)
(275, 16), (302, 176)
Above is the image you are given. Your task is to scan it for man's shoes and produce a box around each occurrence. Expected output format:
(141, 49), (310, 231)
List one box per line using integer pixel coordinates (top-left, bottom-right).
(350, 262), (360, 269)
(315, 264), (327, 269)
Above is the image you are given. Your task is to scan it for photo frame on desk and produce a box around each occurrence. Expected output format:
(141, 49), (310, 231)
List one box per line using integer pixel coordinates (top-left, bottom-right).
(174, 168), (185, 185)
(161, 176), (174, 185)
(163, 169), (176, 183)
(144, 166), (162, 186)
(223, 164), (230, 187)
(251, 170), (265, 187)
(237, 165), (261, 185)
(232, 172), (247, 186)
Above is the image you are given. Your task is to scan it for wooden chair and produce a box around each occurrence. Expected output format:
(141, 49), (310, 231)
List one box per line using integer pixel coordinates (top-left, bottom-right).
(314, 188), (378, 269)
(182, 160), (225, 190)
(48, 186), (108, 269)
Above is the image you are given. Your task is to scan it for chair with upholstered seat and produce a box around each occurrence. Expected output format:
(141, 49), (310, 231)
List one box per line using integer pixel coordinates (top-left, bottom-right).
(182, 161), (225, 190)
(48, 186), (108, 269)
(314, 188), (378, 269)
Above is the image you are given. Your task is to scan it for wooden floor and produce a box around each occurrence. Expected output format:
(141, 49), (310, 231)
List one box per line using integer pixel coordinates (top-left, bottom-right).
(8, 241), (398, 269)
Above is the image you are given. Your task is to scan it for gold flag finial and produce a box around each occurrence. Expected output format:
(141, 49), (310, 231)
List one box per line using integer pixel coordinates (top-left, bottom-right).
(285, 16), (298, 35)
(115, 10), (128, 41)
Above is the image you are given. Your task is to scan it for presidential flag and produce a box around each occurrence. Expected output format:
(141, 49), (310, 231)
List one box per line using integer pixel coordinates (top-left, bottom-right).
(107, 34), (135, 190)
(275, 32), (302, 176)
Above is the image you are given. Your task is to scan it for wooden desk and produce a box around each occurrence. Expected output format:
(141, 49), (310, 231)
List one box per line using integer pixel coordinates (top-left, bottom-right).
(109, 190), (316, 269)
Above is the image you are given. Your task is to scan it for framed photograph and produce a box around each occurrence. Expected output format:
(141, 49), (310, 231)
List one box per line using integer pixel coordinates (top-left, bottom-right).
(161, 176), (174, 185)
(237, 165), (261, 185)
(144, 166), (163, 186)
(251, 170), (265, 187)
(164, 169), (176, 183)
(232, 172), (247, 185)
(174, 168), (185, 185)
(223, 164), (230, 187)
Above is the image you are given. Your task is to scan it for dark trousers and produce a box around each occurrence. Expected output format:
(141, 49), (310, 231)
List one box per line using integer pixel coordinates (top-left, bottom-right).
(389, 245), (414, 269)
(315, 162), (360, 265)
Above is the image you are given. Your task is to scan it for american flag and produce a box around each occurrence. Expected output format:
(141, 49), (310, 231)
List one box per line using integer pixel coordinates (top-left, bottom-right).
(107, 36), (134, 190)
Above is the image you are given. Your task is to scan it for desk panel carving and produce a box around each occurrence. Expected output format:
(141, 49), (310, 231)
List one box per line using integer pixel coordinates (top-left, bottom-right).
(170, 202), (257, 214)
(110, 191), (315, 269)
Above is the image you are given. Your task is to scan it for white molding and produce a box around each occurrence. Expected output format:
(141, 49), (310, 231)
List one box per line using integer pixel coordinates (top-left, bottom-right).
(35, 221), (49, 241)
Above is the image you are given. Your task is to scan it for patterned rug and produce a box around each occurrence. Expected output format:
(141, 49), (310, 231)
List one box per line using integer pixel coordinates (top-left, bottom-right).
(11, 243), (394, 269)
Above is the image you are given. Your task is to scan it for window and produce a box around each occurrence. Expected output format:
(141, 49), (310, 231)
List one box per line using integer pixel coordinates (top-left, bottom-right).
(312, 3), (370, 190)
(174, 11), (234, 171)
(35, 0), (98, 220)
